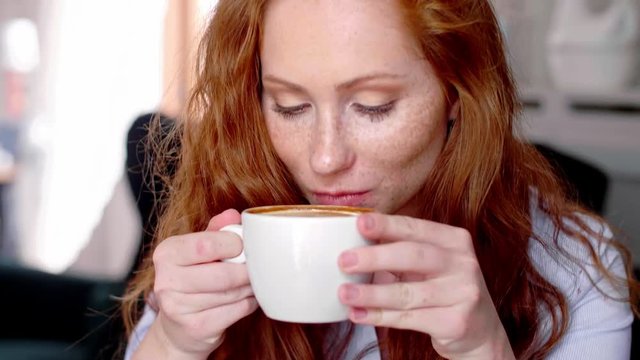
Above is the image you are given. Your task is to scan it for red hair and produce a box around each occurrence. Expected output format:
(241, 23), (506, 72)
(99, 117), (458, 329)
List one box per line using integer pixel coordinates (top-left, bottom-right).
(122, 1), (639, 359)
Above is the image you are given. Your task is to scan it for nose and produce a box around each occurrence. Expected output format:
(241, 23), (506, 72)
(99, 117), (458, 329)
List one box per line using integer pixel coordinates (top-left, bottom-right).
(309, 113), (355, 176)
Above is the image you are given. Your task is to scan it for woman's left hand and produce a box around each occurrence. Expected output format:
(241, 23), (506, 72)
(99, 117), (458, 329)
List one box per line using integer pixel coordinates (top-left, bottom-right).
(338, 213), (515, 360)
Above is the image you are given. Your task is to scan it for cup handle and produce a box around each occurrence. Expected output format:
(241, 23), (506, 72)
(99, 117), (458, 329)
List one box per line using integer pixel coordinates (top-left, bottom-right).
(219, 224), (246, 263)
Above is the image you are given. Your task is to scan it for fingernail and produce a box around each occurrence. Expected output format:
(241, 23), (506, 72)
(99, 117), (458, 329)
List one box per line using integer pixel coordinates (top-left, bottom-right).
(361, 214), (374, 230)
(339, 251), (358, 268)
(352, 308), (367, 320)
(341, 285), (359, 301)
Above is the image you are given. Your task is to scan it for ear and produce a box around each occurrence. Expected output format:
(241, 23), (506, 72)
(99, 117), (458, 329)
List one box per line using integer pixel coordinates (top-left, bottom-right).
(448, 99), (460, 120)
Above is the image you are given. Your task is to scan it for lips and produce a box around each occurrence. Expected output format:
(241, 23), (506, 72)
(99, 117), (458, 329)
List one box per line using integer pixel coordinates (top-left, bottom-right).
(312, 190), (370, 206)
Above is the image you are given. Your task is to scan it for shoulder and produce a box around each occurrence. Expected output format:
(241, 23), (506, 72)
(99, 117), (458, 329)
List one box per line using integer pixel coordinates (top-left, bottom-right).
(528, 206), (633, 358)
(528, 208), (627, 302)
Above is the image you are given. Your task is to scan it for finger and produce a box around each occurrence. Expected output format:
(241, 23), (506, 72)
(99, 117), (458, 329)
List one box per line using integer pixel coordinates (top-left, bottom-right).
(206, 209), (241, 231)
(339, 241), (451, 274)
(357, 213), (472, 252)
(160, 285), (254, 315)
(158, 262), (250, 293)
(339, 275), (474, 310)
(348, 305), (468, 338)
(154, 230), (243, 266)
(371, 271), (400, 285)
(183, 296), (260, 336)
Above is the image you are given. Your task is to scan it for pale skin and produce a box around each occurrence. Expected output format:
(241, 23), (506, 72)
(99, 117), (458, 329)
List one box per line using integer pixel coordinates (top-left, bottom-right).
(133, 0), (515, 359)
(133, 209), (257, 360)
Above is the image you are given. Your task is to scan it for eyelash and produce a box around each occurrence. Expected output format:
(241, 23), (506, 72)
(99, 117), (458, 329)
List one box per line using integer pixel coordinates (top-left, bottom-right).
(272, 103), (311, 119)
(271, 101), (396, 122)
(352, 101), (396, 122)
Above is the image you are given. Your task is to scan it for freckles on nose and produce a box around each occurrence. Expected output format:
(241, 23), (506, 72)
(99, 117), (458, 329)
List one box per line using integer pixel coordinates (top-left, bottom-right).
(309, 137), (354, 175)
(310, 146), (338, 174)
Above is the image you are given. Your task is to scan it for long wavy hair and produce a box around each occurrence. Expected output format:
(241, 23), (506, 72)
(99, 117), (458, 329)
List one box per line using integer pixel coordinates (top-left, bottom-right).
(122, 0), (639, 359)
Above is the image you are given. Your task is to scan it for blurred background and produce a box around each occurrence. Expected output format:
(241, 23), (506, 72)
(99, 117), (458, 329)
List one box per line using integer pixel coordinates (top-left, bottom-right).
(0, 0), (213, 276)
(0, 0), (639, 359)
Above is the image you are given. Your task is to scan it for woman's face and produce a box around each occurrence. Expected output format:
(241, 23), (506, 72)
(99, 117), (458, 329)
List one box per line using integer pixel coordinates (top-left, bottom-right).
(261, 0), (453, 216)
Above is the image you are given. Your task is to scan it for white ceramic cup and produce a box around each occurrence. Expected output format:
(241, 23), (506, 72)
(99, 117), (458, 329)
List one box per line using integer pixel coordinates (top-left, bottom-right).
(221, 205), (372, 323)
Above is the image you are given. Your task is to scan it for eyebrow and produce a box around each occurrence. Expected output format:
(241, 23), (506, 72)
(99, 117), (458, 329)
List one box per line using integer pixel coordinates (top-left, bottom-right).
(262, 72), (405, 93)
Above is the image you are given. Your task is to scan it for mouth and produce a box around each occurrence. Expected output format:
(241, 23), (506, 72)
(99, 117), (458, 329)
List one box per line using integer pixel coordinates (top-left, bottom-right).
(311, 190), (371, 206)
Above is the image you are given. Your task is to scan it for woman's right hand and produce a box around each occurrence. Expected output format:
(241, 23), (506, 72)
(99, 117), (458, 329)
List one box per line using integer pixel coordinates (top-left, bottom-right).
(139, 209), (258, 359)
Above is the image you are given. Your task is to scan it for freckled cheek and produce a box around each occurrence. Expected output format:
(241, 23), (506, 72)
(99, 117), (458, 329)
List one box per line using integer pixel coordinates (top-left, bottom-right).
(265, 120), (309, 172)
(355, 126), (435, 171)
(352, 119), (445, 199)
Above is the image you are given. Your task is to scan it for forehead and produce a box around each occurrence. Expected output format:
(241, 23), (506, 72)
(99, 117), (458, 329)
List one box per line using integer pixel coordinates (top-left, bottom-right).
(260, 0), (422, 76)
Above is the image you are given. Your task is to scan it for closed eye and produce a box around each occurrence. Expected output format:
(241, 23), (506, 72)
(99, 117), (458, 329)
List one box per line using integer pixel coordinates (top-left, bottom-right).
(352, 101), (396, 122)
(271, 103), (311, 119)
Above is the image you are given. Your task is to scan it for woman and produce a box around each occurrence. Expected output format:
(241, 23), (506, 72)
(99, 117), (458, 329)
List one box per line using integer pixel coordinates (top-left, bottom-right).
(122, 0), (638, 359)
